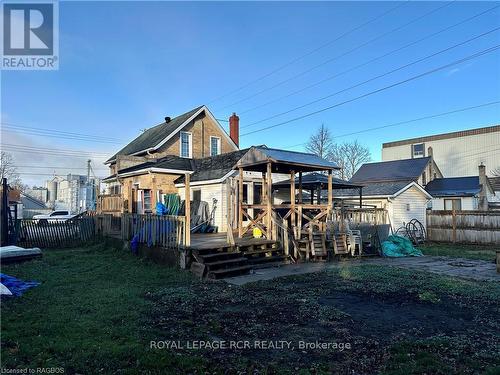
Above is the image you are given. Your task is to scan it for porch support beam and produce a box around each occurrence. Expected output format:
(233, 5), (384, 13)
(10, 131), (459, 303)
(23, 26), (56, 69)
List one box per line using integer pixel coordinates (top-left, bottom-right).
(290, 170), (296, 232)
(298, 171), (303, 204)
(328, 169), (333, 215)
(266, 162), (273, 240)
(184, 173), (191, 247)
(238, 167), (244, 238)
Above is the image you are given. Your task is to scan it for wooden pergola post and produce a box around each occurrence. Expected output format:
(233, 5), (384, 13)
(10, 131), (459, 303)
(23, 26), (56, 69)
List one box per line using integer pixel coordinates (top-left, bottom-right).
(298, 171), (303, 204)
(266, 162), (273, 240)
(238, 167), (244, 238)
(184, 173), (191, 247)
(290, 170), (296, 232)
(328, 169), (333, 217)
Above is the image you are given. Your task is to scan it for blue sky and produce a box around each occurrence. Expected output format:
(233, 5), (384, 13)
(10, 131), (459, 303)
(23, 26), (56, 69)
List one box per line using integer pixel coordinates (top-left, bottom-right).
(2, 1), (500, 185)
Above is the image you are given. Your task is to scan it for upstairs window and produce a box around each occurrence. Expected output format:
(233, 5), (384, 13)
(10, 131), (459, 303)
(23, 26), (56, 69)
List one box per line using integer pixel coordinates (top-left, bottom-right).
(412, 143), (424, 158)
(210, 136), (221, 156)
(180, 131), (192, 158)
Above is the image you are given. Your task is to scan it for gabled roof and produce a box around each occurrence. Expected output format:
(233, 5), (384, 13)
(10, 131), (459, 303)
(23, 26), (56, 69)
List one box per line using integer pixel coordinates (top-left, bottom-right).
(335, 180), (432, 199)
(350, 157), (431, 183)
(236, 146), (339, 173)
(105, 105), (237, 164)
(489, 176), (500, 192)
(425, 176), (481, 197)
(21, 193), (48, 209)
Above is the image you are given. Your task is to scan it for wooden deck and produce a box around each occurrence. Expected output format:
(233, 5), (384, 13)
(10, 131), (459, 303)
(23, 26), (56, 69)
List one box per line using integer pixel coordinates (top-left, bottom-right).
(189, 232), (275, 250)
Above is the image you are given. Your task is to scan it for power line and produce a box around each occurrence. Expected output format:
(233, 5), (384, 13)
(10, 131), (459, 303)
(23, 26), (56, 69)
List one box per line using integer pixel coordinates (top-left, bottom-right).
(1, 123), (123, 144)
(216, 1), (455, 112)
(241, 45), (500, 137)
(238, 4), (500, 117)
(282, 101), (500, 149)
(242, 27), (500, 129)
(1, 122), (119, 140)
(13, 165), (108, 172)
(206, 1), (409, 105)
(1, 143), (109, 155)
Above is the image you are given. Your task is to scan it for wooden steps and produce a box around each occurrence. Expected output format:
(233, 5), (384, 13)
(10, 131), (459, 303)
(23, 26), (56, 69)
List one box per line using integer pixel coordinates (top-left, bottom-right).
(190, 239), (286, 279)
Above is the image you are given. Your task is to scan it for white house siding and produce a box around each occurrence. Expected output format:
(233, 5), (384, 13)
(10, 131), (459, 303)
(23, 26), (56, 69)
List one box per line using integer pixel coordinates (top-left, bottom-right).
(382, 127), (500, 177)
(178, 182), (227, 232)
(390, 186), (429, 230)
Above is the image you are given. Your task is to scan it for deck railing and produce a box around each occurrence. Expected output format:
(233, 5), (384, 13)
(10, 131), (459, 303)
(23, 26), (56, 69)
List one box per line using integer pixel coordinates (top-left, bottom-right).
(120, 213), (187, 249)
(333, 208), (387, 225)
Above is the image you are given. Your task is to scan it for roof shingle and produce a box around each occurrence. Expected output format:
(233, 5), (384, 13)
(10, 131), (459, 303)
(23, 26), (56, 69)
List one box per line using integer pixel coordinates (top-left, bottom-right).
(350, 157), (430, 183)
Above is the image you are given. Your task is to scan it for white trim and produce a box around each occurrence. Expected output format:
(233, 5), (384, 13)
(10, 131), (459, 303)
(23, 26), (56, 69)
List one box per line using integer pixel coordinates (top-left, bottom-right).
(179, 131), (192, 158)
(210, 136), (221, 156)
(175, 170), (236, 187)
(117, 167), (193, 178)
(392, 181), (433, 199)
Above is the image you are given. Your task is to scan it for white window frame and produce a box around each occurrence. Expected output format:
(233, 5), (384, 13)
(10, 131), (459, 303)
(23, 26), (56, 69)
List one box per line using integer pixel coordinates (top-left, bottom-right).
(179, 131), (192, 158)
(412, 143), (424, 158)
(210, 136), (221, 156)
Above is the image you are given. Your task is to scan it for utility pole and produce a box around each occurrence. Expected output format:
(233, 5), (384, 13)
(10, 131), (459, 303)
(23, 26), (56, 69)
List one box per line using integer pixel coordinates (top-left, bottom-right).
(86, 159), (92, 211)
(1, 178), (9, 246)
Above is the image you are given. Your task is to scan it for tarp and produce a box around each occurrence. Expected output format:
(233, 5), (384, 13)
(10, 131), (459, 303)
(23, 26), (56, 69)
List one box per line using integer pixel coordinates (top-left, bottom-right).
(381, 235), (423, 257)
(0, 273), (40, 297)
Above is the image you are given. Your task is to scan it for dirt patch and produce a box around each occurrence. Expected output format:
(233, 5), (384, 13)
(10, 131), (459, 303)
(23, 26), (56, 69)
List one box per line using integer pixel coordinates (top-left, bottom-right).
(319, 291), (474, 337)
(148, 267), (499, 373)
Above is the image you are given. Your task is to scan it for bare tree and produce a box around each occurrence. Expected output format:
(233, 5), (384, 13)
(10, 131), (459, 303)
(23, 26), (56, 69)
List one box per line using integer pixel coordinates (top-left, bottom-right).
(0, 151), (23, 189)
(328, 140), (371, 180)
(306, 124), (333, 159)
(305, 126), (371, 180)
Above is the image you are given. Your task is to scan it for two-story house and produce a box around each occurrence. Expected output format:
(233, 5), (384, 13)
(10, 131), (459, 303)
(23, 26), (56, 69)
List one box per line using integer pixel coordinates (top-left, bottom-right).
(101, 105), (239, 215)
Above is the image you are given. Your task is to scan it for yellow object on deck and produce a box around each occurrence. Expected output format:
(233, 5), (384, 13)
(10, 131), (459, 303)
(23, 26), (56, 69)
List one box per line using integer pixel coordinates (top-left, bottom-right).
(253, 227), (263, 238)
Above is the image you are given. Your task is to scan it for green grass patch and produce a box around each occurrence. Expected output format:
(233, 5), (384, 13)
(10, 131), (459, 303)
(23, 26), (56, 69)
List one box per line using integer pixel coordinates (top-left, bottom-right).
(419, 243), (498, 261)
(1, 240), (204, 374)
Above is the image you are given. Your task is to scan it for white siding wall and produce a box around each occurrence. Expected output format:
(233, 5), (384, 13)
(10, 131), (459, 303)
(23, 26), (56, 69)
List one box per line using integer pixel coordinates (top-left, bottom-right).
(390, 186), (429, 230)
(178, 183), (227, 231)
(382, 130), (500, 177)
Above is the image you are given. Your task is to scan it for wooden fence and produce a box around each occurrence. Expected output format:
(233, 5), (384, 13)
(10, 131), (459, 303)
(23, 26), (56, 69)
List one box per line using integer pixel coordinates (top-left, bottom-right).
(427, 210), (500, 244)
(120, 214), (187, 249)
(97, 194), (123, 213)
(15, 217), (95, 248)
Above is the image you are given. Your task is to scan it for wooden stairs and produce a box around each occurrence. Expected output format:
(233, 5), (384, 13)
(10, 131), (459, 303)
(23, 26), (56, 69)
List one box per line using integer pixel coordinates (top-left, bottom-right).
(191, 240), (288, 279)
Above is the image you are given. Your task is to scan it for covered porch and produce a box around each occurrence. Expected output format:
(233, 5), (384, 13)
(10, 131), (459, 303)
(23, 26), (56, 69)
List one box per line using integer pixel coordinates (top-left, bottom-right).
(233, 147), (340, 245)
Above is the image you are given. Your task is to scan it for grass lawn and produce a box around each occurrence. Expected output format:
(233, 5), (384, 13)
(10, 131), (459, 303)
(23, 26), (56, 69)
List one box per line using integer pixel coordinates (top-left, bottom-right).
(419, 242), (499, 261)
(1, 241), (499, 374)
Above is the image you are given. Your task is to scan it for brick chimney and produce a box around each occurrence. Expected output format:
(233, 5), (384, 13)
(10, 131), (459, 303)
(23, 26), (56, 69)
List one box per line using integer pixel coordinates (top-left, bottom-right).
(478, 163), (489, 211)
(229, 112), (239, 147)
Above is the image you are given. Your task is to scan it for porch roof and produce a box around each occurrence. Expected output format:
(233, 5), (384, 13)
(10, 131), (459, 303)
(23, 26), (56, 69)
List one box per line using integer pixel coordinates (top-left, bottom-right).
(235, 146), (340, 173)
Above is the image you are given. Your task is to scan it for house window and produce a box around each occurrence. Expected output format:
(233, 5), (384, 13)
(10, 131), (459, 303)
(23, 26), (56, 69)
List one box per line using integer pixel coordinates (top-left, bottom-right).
(406, 203), (411, 211)
(180, 132), (192, 158)
(193, 189), (201, 202)
(412, 143), (424, 158)
(210, 136), (221, 156)
(422, 172), (426, 186)
(143, 190), (152, 213)
(444, 198), (461, 211)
